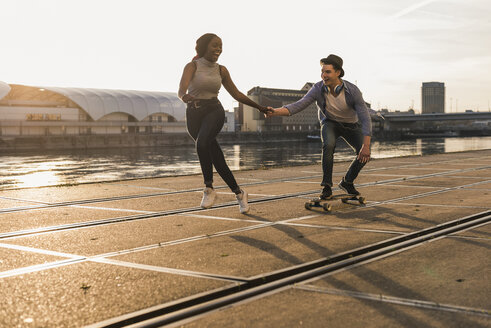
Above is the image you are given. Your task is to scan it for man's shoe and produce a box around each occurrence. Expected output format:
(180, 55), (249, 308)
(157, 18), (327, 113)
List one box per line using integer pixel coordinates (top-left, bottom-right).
(200, 187), (217, 208)
(338, 178), (360, 196)
(319, 186), (333, 200)
(236, 189), (250, 214)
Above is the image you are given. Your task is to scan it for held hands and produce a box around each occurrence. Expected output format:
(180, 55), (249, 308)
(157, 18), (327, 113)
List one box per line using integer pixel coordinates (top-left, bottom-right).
(260, 107), (277, 117)
(258, 106), (274, 114)
(263, 107), (290, 118)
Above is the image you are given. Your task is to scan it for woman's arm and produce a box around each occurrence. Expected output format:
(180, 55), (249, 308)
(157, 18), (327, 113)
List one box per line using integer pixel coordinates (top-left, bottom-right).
(220, 66), (270, 113)
(178, 62), (196, 103)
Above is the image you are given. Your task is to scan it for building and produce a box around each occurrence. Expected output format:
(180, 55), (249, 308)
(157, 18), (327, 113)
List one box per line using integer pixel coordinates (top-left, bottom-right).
(223, 110), (235, 132)
(0, 83), (186, 136)
(237, 83), (319, 132)
(422, 82), (445, 114)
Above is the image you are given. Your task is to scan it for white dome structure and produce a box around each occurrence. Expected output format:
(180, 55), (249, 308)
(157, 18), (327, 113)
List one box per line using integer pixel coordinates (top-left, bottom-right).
(0, 81), (11, 100)
(0, 83), (188, 138)
(38, 86), (185, 121)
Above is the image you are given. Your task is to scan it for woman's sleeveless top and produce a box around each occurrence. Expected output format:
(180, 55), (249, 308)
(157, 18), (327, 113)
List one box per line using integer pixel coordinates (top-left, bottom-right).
(187, 57), (222, 99)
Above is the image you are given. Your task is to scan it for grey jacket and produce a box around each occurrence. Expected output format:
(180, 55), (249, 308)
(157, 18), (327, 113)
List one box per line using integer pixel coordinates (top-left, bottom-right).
(285, 80), (372, 136)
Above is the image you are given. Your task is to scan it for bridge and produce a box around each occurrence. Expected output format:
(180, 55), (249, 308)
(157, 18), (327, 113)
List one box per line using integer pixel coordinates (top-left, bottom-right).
(375, 111), (491, 137)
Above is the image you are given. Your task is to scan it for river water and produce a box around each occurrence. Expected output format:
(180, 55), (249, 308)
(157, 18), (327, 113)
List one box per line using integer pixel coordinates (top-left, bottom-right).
(1, 136), (490, 189)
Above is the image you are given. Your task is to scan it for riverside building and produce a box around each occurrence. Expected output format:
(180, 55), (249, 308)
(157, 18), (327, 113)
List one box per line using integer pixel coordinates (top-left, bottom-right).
(0, 83), (186, 137)
(237, 83), (319, 132)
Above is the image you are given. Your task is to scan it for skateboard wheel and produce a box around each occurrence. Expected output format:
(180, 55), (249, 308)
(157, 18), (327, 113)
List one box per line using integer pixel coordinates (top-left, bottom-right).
(305, 202), (312, 210)
(358, 196), (366, 204)
(322, 203), (332, 212)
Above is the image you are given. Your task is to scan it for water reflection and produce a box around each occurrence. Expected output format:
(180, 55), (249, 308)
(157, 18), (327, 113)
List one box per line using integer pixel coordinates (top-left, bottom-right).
(1, 137), (490, 189)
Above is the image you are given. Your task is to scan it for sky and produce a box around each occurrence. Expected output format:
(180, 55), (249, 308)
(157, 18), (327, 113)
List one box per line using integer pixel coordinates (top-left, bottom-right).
(1, 0), (490, 113)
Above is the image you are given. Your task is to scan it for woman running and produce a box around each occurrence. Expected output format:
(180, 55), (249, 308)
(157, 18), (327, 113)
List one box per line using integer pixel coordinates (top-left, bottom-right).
(178, 33), (270, 213)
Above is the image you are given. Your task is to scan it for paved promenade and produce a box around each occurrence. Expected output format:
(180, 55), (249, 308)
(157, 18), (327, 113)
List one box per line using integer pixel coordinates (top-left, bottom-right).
(0, 149), (490, 327)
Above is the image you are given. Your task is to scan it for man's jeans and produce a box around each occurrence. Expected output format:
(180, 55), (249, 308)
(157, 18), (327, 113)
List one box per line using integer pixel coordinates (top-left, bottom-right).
(320, 120), (366, 187)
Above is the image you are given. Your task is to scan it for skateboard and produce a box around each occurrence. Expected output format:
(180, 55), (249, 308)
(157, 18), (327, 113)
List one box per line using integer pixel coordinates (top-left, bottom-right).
(304, 194), (366, 212)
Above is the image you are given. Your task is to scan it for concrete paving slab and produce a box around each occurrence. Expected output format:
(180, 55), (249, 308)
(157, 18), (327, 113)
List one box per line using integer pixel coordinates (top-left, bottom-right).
(463, 181), (491, 190)
(284, 172), (348, 185)
(108, 174), (204, 191)
(294, 168), (389, 185)
(367, 157), (436, 167)
(0, 261), (228, 328)
(181, 287), (490, 328)
(114, 226), (391, 278)
(407, 189), (491, 207)
(449, 168), (491, 178)
(351, 174), (411, 185)
(89, 191), (237, 212)
(452, 223), (491, 240)
(0, 198), (39, 209)
(426, 150), (491, 159)
(102, 164), (331, 191)
(367, 151), (491, 167)
(242, 181), (320, 197)
(299, 204), (481, 233)
(354, 184), (442, 202)
(386, 176), (489, 188)
(0, 183), (152, 203)
(297, 165), (358, 176)
(365, 168), (455, 177)
(0, 207), (133, 234)
(116, 165), (324, 190)
(3, 215), (257, 257)
(308, 237), (491, 309)
(233, 163), (365, 184)
(200, 198), (320, 222)
(445, 151), (491, 160)
(232, 165), (322, 182)
(414, 163), (490, 170)
(0, 247), (66, 272)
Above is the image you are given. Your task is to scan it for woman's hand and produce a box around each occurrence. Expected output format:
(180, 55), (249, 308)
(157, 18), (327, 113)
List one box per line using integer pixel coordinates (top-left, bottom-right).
(257, 106), (273, 114)
(181, 94), (195, 104)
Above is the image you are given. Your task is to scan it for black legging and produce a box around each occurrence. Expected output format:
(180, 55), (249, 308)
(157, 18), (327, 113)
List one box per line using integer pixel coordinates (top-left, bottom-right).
(186, 101), (239, 192)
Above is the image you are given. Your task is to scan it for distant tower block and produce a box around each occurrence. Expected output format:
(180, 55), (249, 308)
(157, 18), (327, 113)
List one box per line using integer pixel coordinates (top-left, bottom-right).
(422, 82), (445, 114)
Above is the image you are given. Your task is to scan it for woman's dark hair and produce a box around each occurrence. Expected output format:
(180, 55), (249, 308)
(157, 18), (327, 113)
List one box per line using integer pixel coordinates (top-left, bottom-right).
(195, 33), (219, 59)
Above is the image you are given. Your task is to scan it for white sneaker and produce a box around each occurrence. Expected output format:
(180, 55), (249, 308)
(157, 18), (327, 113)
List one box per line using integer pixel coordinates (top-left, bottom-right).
(236, 189), (250, 214)
(200, 187), (216, 208)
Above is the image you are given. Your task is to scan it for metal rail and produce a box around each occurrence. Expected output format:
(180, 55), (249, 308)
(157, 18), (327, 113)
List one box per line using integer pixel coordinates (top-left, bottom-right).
(86, 210), (491, 327)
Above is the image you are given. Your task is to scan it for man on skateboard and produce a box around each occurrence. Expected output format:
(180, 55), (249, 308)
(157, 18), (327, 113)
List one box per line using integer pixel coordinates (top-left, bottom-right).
(267, 54), (372, 199)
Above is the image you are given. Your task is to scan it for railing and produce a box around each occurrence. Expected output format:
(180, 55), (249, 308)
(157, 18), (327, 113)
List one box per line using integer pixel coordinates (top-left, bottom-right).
(0, 120), (186, 127)
(0, 120), (188, 136)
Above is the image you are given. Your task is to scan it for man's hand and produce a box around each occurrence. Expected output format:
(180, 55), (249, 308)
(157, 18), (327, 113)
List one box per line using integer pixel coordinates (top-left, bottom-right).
(262, 107), (290, 118)
(265, 107), (280, 117)
(357, 144), (371, 163)
(258, 106), (274, 114)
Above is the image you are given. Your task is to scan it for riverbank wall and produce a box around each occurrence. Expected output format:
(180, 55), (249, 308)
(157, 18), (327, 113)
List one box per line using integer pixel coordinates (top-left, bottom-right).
(1, 129), (490, 152)
(0, 131), (313, 152)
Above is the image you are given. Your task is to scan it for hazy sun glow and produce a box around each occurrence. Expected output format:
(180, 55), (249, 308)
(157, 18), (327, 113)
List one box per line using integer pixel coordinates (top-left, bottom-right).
(1, 0), (489, 113)
(14, 161), (71, 188)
